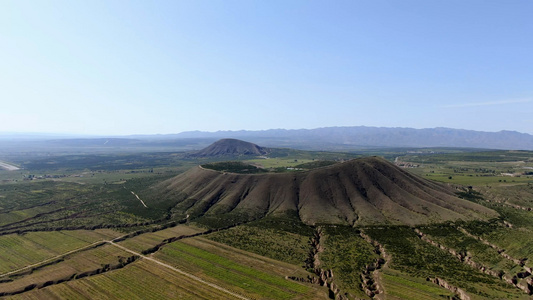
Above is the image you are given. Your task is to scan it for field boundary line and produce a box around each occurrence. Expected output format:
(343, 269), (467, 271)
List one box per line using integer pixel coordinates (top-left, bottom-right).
(0, 240), (105, 278)
(108, 241), (249, 300)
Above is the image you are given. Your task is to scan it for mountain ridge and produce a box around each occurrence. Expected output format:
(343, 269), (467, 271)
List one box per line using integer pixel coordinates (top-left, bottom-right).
(3, 126), (533, 151)
(171, 126), (533, 150)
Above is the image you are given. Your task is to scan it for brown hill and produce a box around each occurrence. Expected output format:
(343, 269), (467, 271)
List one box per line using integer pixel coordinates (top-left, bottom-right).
(156, 157), (497, 226)
(190, 138), (269, 157)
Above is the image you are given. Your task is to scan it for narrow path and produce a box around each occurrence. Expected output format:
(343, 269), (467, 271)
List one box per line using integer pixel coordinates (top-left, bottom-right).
(108, 241), (249, 300)
(130, 191), (148, 208)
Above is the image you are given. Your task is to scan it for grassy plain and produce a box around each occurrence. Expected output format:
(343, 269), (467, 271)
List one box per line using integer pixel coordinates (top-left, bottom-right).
(207, 218), (312, 265)
(400, 150), (533, 186)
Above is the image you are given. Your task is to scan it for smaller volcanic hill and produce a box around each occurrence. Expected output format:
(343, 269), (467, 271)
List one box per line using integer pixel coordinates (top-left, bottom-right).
(190, 139), (269, 157)
(156, 157), (497, 226)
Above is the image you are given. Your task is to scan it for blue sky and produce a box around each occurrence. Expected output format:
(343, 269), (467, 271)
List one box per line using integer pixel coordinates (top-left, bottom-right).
(1, 1), (532, 135)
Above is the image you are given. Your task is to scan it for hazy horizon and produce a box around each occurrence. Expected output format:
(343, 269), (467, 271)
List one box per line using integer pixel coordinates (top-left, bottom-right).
(1, 125), (533, 141)
(2, 1), (532, 135)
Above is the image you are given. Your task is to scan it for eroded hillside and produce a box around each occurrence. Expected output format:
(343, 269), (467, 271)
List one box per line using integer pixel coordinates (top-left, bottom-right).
(156, 157), (497, 226)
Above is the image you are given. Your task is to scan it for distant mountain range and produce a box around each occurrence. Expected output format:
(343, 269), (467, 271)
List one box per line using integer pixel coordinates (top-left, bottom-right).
(2, 126), (533, 151)
(170, 127), (533, 150)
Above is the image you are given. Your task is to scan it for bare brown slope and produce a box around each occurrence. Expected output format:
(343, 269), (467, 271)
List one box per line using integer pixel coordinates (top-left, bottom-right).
(156, 157), (497, 226)
(190, 138), (269, 157)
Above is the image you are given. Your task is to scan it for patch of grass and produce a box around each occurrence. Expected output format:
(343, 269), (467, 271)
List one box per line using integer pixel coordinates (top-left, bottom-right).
(293, 160), (338, 169)
(463, 223), (533, 270)
(382, 269), (454, 300)
(208, 225), (310, 265)
(201, 161), (268, 174)
(158, 240), (309, 299)
(247, 212), (315, 236)
(419, 225), (516, 272)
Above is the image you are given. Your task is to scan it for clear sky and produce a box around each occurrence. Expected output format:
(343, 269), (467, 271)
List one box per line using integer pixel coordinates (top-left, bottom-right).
(1, 0), (532, 135)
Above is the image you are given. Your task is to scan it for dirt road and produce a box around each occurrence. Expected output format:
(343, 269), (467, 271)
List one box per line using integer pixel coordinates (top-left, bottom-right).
(109, 241), (249, 300)
(0, 161), (20, 171)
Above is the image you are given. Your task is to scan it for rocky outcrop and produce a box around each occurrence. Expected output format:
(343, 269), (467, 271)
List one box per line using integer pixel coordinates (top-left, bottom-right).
(426, 277), (470, 300)
(291, 227), (352, 300)
(359, 232), (389, 299)
(481, 194), (533, 212)
(360, 259), (386, 299)
(502, 220), (514, 228)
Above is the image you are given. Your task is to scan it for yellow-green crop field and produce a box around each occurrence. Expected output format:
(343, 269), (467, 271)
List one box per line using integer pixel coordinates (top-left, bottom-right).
(0, 243), (131, 295)
(0, 225), (324, 299)
(154, 237), (322, 300)
(8, 259), (235, 300)
(0, 230), (121, 274)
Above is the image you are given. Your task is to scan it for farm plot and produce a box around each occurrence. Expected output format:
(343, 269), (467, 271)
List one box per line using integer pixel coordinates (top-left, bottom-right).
(0, 243), (132, 295)
(116, 224), (204, 253)
(182, 237), (313, 279)
(7, 259), (235, 300)
(0, 230), (121, 274)
(155, 237), (323, 300)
